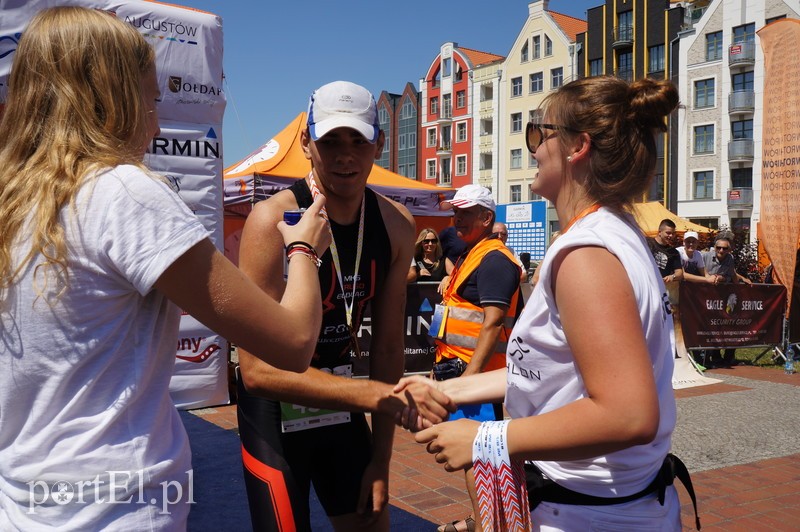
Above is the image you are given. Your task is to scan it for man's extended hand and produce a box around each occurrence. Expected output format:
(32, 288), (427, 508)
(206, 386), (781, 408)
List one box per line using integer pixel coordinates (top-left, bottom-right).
(356, 459), (389, 524)
(392, 376), (456, 431)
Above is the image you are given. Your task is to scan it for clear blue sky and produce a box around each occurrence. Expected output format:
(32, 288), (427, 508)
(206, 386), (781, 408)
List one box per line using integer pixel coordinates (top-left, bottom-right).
(175, 0), (600, 167)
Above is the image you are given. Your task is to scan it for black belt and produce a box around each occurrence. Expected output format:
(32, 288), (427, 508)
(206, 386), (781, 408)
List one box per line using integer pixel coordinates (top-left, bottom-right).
(526, 453), (701, 530)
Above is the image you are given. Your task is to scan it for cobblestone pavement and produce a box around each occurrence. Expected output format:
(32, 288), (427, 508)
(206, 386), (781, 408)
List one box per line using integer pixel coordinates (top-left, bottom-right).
(672, 372), (800, 472)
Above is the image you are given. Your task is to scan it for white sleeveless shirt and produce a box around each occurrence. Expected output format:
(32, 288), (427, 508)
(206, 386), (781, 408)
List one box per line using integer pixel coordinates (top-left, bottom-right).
(505, 207), (676, 497)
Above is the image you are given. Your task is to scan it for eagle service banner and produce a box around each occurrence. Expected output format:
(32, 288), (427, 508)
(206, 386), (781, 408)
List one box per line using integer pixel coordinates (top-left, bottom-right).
(679, 283), (786, 349)
(757, 19), (800, 314)
(0, 0), (228, 409)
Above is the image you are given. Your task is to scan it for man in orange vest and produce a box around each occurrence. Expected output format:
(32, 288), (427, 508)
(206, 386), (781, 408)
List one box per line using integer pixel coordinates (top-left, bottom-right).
(431, 184), (522, 532)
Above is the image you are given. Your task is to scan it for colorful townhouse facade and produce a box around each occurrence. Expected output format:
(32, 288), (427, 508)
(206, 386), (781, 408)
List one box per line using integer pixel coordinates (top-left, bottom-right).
(419, 43), (504, 190)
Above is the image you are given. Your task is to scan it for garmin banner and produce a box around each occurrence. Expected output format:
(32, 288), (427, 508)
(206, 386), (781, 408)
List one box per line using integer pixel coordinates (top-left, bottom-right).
(0, 0), (227, 409)
(679, 283), (786, 349)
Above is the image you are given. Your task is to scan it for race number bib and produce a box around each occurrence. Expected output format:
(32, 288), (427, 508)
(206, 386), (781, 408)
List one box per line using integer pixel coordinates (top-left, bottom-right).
(280, 364), (352, 432)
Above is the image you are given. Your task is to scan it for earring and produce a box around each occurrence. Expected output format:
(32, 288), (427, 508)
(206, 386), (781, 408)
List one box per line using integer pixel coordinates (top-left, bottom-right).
(567, 156), (573, 163)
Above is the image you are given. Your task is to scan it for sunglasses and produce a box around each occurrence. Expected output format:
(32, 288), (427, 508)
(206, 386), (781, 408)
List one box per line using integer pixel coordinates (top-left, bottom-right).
(715, 246), (730, 251)
(422, 239), (438, 244)
(526, 122), (577, 153)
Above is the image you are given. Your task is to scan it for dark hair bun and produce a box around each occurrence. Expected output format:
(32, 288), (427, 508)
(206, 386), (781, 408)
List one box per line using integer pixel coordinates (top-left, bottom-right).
(627, 78), (679, 132)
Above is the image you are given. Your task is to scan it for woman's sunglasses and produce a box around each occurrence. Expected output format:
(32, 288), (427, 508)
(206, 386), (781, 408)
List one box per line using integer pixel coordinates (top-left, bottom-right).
(525, 122), (577, 153)
(422, 239), (438, 244)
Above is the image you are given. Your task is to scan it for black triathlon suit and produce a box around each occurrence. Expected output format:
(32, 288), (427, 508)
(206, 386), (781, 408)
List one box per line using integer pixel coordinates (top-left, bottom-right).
(237, 179), (391, 531)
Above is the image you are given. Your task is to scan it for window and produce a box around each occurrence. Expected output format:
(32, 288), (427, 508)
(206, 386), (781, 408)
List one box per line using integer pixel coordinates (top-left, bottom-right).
(442, 93), (452, 118)
(731, 119), (753, 140)
(533, 35), (541, 59)
(529, 151), (538, 168)
(427, 128), (437, 147)
(731, 167), (753, 188)
(399, 165), (406, 177)
(511, 113), (523, 133)
(693, 170), (713, 199)
(706, 31), (723, 61)
(766, 15), (787, 25)
(521, 41), (529, 62)
(398, 134), (406, 150)
(408, 163), (416, 179)
(443, 58), (452, 77)
(480, 118), (493, 136)
(409, 132), (416, 148)
(510, 149), (522, 169)
(617, 52), (632, 81)
(430, 96), (438, 115)
(378, 107), (389, 125)
(551, 67), (564, 89)
(733, 23), (755, 43)
(440, 158), (451, 184)
(456, 90), (466, 108)
(529, 72), (543, 93)
(511, 77), (523, 97)
(382, 136), (389, 153)
(479, 153), (492, 170)
(690, 217), (719, 230)
(456, 155), (467, 176)
(400, 100), (414, 119)
(589, 59), (603, 76)
(649, 45), (664, 73)
(618, 11), (633, 40)
(694, 78), (715, 108)
(545, 35), (552, 56)
(694, 124), (714, 154)
(427, 160), (436, 179)
(456, 122), (467, 142)
(441, 125), (452, 149)
(511, 184), (522, 202)
(732, 71), (754, 91)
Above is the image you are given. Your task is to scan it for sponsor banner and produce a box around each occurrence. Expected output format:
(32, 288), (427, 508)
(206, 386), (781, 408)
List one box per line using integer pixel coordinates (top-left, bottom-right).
(757, 20), (800, 311)
(679, 283), (786, 348)
(0, 1), (227, 409)
(145, 121), (224, 248)
(352, 282), (440, 376)
(496, 201), (548, 261)
(792, 277), (800, 342)
(170, 313), (229, 409)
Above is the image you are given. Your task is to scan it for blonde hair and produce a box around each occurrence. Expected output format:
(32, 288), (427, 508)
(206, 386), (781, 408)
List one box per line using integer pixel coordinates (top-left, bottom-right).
(413, 228), (443, 264)
(0, 7), (155, 298)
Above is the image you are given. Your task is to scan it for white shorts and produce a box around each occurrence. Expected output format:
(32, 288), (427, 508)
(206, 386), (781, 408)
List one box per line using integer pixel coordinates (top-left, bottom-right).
(532, 484), (681, 531)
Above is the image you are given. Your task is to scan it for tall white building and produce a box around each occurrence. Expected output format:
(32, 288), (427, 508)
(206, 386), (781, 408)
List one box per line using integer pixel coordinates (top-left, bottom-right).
(676, 0), (800, 239)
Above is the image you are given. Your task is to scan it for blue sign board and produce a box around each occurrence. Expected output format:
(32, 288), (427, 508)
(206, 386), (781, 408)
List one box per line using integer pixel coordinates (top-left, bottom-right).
(496, 200), (548, 261)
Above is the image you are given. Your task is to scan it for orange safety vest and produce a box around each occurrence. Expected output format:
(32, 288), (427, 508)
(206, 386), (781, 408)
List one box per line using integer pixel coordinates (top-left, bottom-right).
(435, 237), (521, 371)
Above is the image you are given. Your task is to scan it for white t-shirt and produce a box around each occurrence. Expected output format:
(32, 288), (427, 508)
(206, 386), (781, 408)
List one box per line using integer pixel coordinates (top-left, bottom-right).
(505, 208), (676, 497)
(0, 165), (208, 530)
(677, 246), (704, 275)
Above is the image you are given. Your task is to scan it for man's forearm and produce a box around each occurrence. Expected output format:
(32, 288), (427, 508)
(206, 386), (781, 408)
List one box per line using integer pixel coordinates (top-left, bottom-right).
(464, 322), (504, 374)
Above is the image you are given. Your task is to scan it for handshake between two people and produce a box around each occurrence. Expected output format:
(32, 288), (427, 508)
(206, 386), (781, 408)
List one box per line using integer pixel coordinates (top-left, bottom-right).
(389, 375), (455, 433)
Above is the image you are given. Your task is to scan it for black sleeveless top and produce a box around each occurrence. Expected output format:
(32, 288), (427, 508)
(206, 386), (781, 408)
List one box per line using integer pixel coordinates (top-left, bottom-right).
(289, 179), (391, 369)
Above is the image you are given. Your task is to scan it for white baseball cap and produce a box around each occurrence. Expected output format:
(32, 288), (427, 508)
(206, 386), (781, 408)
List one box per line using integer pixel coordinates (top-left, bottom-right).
(440, 184), (496, 212)
(684, 231), (699, 241)
(307, 81), (380, 143)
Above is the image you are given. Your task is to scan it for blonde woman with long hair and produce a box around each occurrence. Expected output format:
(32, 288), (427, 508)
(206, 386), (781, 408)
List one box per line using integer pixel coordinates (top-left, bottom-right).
(0, 7), (330, 529)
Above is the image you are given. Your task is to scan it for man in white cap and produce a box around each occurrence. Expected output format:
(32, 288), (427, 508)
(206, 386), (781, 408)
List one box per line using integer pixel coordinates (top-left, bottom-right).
(236, 81), (454, 531)
(676, 231), (707, 283)
(432, 184), (523, 532)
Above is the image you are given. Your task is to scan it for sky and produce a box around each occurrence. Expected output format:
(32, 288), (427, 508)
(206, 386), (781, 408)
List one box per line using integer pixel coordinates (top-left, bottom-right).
(174, 0), (600, 167)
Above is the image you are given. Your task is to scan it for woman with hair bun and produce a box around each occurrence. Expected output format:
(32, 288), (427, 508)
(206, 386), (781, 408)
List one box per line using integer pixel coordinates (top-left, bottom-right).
(398, 76), (694, 531)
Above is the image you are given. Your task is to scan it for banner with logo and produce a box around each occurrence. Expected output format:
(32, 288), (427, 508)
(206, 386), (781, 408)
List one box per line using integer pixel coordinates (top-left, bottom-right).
(679, 284), (786, 348)
(352, 282), (441, 376)
(757, 19), (800, 313)
(0, 0), (228, 409)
